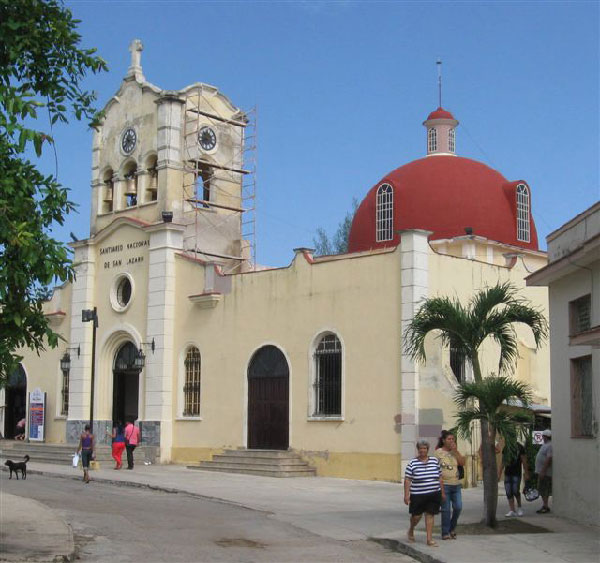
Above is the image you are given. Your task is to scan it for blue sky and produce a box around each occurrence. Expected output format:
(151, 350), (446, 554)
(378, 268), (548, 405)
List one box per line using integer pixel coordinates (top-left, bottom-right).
(44, 1), (599, 266)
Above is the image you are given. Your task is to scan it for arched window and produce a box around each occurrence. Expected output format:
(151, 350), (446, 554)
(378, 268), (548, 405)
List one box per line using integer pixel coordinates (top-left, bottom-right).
(516, 184), (530, 242)
(448, 128), (455, 153)
(450, 348), (466, 383)
(183, 347), (201, 416)
(376, 183), (394, 242)
(428, 127), (437, 153)
(313, 333), (342, 416)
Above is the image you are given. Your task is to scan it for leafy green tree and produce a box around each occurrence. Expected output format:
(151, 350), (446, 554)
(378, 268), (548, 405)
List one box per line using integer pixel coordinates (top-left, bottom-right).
(313, 198), (359, 256)
(453, 376), (534, 525)
(403, 282), (548, 527)
(0, 0), (107, 385)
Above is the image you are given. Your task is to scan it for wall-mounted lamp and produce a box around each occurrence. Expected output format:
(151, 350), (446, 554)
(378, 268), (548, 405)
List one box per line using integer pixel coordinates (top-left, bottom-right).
(60, 345), (81, 372)
(135, 337), (155, 370)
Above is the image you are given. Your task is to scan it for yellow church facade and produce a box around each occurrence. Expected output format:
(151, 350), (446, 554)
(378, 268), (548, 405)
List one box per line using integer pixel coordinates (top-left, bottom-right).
(5, 41), (550, 481)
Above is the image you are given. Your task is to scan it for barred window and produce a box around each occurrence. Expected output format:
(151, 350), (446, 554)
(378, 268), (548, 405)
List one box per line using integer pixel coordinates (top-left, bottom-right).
(571, 355), (593, 437)
(570, 294), (591, 335)
(516, 184), (530, 242)
(450, 348), (466, 383)
(448, 128), (455, 153)
(314, 334), (342, 416)
(183, 347), (201, 416)
(428, 127), (437, 153)
(376, 184), (394, 242)
(61, 365), (69, 416)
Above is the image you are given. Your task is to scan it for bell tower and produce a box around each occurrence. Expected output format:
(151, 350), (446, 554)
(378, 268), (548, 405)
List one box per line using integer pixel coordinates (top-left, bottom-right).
(89, 40), (256, 272)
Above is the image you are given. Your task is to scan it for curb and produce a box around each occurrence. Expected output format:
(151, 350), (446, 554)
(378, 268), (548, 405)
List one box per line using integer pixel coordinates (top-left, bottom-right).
(10, 466), (269, 514)
(371, 537), (442, 563)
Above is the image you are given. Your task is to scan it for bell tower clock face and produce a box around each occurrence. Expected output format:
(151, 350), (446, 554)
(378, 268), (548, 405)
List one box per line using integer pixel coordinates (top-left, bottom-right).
(198, 126), (217, 151)
(121, 127), (137, 154)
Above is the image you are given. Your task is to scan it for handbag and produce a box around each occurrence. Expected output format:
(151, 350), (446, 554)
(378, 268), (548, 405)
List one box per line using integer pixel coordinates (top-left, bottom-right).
(457, 465), (465, 480)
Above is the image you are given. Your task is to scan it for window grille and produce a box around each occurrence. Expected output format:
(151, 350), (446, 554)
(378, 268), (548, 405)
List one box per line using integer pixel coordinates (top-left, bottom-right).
(571, 356), (593, 437)
(428, 127), (437, 153)
(314, 334), (342, 416)
(61, 366), (69, 416)
(376, 184), (394, 242)
(516, 184), (530, 242)
(450, 348), (466, 383)
(570, 295), (591, 335)
(183, 347), (201, 416)
(448, 128), (455, 153)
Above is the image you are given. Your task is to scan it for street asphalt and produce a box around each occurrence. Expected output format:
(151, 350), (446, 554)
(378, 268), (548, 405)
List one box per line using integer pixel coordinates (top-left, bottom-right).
(0, 459), (598, 563)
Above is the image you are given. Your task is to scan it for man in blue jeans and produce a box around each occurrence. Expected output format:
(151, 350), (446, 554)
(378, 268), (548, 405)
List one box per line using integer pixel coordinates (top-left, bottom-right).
(434, 430), (465, 540)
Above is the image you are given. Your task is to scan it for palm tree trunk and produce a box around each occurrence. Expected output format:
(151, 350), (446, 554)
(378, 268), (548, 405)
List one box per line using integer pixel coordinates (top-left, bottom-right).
(480, 419), (499, 527)
(472, 355), (498, 526)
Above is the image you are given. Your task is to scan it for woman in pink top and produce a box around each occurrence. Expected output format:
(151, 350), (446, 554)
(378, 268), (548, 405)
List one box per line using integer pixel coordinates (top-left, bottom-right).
(124, 419), (141, 470)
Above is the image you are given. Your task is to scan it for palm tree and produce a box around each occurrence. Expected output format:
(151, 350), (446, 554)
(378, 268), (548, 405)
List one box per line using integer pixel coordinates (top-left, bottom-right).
(453, 376), (534, 525)
(404, 282), (547, 527)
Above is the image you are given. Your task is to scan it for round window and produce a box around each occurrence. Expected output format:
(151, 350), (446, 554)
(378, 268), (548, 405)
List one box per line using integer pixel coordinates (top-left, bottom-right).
(117, 277), (132, 307)
(111, 274), (134, 312)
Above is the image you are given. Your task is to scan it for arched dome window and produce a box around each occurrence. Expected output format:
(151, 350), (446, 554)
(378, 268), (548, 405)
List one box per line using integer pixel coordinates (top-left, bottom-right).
(516, 184), (530, 242)
(448, 128), (455, 153)
(427, 127), (437, 153)
(376, 183), (394, 242)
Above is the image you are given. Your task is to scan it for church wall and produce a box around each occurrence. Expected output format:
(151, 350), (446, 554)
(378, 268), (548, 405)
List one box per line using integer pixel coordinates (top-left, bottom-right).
(12, 283), (74, 444)
(420, 250), (550, 436)
(89, 225), (151, 424)
(171, 249), (404, 480)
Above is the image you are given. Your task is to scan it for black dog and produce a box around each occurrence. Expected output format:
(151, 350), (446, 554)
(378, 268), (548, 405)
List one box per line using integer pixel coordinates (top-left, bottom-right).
(5, 455), (30, 480)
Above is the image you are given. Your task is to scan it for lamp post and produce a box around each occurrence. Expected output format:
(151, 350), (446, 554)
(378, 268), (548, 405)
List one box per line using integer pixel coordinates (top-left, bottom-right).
(82, 308), (98, 431)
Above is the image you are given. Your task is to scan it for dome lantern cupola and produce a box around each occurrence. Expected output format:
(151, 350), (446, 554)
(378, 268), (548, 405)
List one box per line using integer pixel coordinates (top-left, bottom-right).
(423, 107), (459, 156)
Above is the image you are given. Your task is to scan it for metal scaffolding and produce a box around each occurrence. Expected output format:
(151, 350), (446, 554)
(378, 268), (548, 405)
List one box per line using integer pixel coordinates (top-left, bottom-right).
(182, 85), (256, 273)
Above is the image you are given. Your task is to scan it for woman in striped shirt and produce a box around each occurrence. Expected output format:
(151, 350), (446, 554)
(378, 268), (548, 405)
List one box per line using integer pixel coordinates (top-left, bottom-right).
(404, 440), (445, 547)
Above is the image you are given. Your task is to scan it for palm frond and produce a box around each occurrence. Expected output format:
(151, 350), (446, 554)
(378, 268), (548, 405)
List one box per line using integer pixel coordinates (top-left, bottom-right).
(403, 295), (471, 363)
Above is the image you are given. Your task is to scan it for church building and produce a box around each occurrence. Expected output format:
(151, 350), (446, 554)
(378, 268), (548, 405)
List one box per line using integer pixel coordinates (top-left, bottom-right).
(4, 41), (550, 480)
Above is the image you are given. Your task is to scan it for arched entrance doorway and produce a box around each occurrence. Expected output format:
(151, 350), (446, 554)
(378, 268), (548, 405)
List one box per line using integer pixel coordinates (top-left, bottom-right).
(247, 345), (289, 450)
(4, 364), (26, 439)
(112, 342), (141, 423)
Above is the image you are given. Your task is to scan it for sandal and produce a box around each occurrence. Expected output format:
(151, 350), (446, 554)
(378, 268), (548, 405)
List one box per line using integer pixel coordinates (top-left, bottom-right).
(536, 507), (550, 514)
(442, 535), (452, 540)
(450, 531), (457, 539)
(427, 540), (439, 547)
(407, 531), (415, 543)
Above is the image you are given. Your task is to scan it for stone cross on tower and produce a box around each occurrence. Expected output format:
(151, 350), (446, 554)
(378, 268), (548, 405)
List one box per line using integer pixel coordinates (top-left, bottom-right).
(126, 39), (144, 82)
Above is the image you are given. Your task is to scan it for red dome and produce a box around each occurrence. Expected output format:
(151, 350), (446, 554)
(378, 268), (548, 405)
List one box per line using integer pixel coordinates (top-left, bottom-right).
(426, 107), (456, 120)
(348, 156), (539, 253)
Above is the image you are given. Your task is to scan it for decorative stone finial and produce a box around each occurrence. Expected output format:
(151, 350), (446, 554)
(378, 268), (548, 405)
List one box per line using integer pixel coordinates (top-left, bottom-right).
(127, 39), (144, 81)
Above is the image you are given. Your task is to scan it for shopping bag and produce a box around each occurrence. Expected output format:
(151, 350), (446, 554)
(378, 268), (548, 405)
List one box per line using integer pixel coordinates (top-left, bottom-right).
(90, 460), (100, 470)
(72, 453), (80, 467)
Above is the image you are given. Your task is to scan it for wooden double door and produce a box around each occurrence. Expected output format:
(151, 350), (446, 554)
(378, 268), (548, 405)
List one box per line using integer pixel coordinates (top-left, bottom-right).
(247, 346), (289, 450)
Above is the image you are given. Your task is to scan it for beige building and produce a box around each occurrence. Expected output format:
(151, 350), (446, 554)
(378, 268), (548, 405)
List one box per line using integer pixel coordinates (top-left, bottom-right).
(3, 41), (551, 481)
(527, 202), (599, 525)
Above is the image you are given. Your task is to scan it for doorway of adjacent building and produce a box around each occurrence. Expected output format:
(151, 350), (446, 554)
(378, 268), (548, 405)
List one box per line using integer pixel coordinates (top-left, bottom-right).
(4, 364), (26, 439)
(112, 342), (141, 424)
(247, 345), (289, 450)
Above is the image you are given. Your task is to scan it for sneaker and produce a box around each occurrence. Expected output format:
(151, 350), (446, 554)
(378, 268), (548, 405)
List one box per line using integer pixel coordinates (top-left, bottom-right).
(505, 510), (517, 517)
(516, 508), (524, 516)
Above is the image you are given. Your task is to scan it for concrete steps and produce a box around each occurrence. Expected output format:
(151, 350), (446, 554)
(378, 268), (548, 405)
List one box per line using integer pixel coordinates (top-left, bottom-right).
(189, 449), (316, 478)
(0, 439), (155, 466)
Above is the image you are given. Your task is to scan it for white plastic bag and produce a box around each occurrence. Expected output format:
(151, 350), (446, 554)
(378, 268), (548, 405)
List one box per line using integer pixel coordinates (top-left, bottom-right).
(72, 453), (79, 468)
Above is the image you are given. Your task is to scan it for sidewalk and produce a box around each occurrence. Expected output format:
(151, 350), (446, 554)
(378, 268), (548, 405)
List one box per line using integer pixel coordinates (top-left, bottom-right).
(1, 460), (598, 563)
